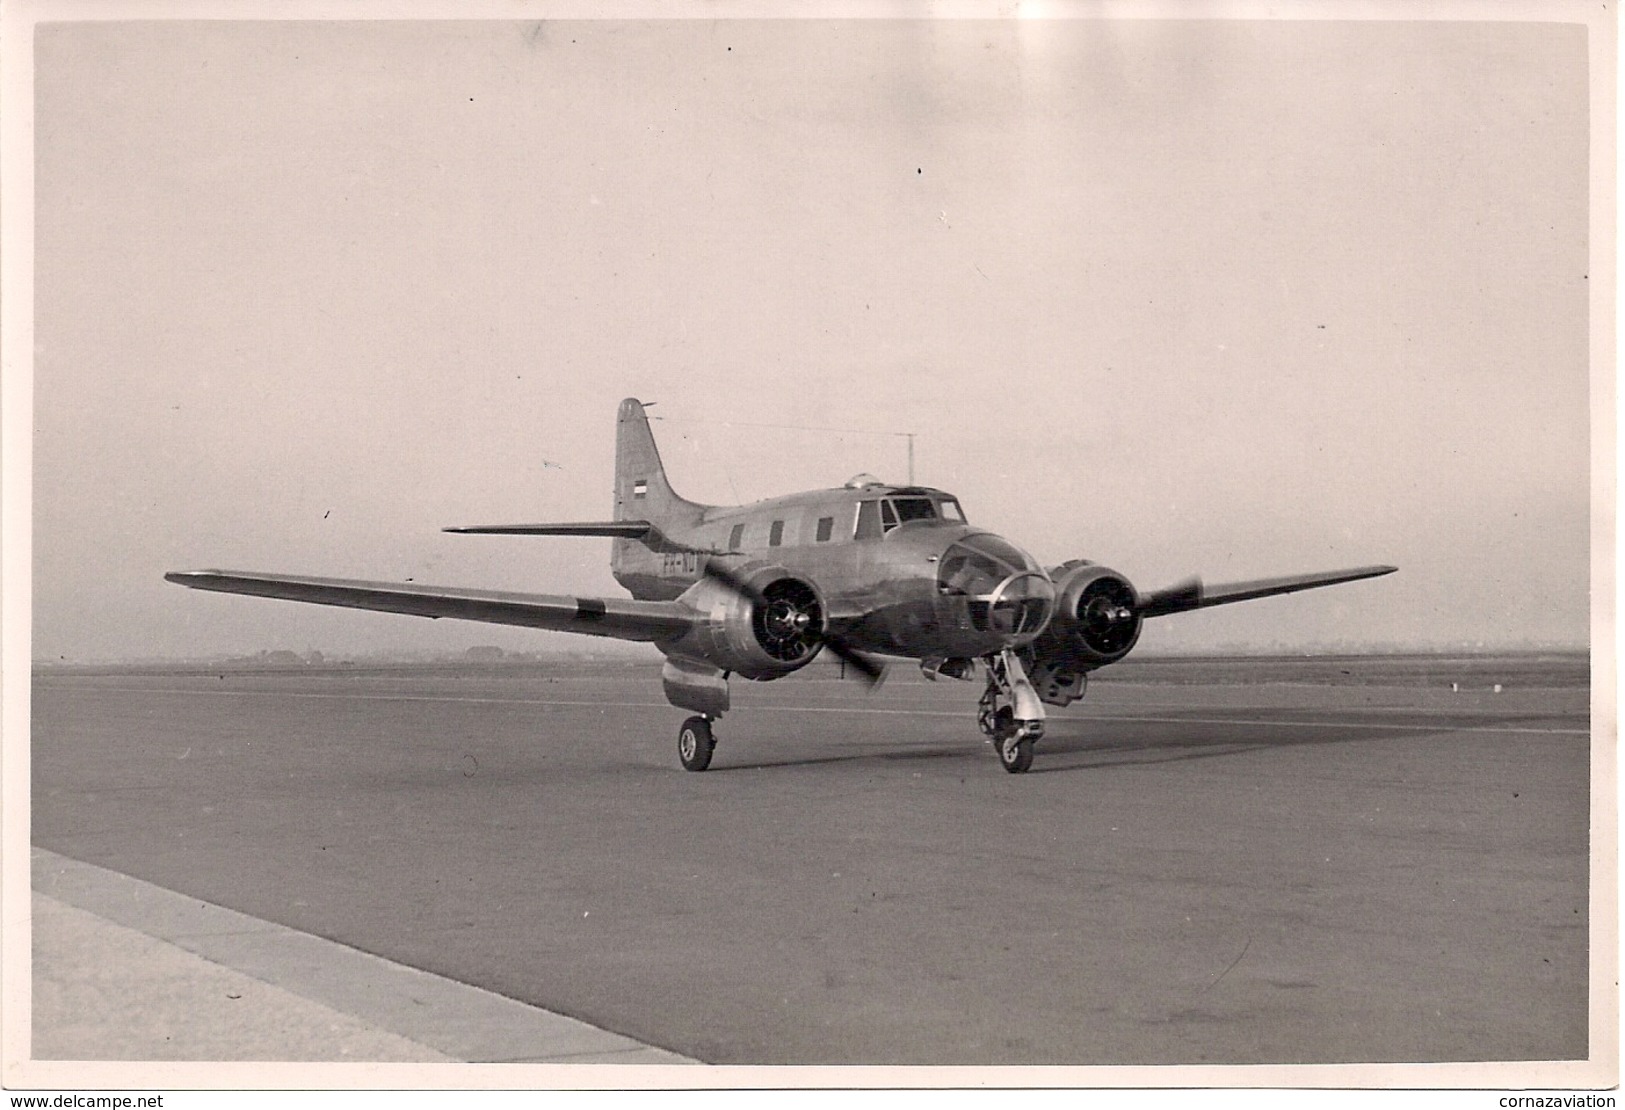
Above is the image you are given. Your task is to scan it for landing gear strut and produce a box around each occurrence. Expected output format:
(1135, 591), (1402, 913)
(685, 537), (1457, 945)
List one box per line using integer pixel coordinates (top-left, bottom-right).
(978, 649), (1046, 774)
(678, 715), (716, 772)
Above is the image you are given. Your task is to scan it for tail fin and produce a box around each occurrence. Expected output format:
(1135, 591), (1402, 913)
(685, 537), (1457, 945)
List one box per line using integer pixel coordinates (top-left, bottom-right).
(614, 398), (704, 523)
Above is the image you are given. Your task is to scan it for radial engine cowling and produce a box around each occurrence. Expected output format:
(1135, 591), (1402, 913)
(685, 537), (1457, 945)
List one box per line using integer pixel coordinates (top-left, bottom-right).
(1033, 561), (1144, 669)
(673, 564), (828, 681)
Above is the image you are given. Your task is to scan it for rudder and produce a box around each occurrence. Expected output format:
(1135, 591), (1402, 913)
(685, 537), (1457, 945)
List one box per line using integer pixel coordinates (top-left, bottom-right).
(614, 398), (700, 523)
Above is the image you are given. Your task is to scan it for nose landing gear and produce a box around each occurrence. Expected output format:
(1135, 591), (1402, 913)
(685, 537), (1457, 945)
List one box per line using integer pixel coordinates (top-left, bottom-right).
(977, 649), (1046, 773)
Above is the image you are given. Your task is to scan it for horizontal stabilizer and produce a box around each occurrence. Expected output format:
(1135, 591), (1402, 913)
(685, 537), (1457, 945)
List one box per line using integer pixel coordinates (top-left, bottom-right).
(1141, 564), (1397, 618)
(163, 569), (695, 642)
(443, 521), (652, 537)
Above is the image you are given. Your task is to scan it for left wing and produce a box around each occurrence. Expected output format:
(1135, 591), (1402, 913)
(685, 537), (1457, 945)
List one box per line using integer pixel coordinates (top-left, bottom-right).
(163, 570), (696, 642)
(1138, 565), (1397, 618)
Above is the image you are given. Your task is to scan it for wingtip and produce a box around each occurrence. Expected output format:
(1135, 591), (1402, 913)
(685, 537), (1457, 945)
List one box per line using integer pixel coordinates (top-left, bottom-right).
(165, 570), (216, 586)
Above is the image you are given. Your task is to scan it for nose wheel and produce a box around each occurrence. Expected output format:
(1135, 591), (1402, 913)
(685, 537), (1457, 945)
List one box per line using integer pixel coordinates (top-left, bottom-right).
(977, 649), (1046, 774)
(678, 716), (715, 772)
(996, 731), (1036, 774)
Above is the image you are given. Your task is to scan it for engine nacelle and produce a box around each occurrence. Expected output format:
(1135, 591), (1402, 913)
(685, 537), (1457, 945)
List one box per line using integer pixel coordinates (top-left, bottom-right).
(1021, 562), (1143, 705)
(671, 564), (827, 681)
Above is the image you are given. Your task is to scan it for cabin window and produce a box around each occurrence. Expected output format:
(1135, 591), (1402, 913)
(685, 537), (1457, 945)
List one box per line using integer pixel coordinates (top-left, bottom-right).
(939, 499), (966, 522)
(880, 500), (899, 532)
(889, 497), (937, 524)
(854, 500), (882, 540)
(728, 523), (744, 550)
(815, 516), (834, 542)
(769, 520), (785, 546)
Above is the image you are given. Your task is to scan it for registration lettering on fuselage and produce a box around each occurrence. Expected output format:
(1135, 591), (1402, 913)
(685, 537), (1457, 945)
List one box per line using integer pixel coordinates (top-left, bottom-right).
(660, 550), (704, 577)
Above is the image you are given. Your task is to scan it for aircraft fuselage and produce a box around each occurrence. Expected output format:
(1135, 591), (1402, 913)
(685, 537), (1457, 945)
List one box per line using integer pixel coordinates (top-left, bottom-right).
(610, 481), (1057, 662)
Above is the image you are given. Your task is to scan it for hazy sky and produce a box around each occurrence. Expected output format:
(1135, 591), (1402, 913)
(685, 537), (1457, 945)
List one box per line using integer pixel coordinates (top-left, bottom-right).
(26, 14), (1596, 661)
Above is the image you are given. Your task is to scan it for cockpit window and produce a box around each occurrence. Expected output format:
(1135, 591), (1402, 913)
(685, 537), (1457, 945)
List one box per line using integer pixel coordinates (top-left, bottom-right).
(861, 494), (963, 539)
(855, 500), (882, 541)
(889, 497), (937, 524)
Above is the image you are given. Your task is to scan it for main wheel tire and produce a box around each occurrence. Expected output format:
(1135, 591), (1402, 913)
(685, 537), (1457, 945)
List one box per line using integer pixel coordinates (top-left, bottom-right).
(678, 716), (715, 772)
(997, 734), (1035, 774)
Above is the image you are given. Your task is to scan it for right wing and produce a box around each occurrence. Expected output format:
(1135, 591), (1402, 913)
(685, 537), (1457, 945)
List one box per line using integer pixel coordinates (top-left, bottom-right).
(1138, 565), (1397, 618)
(163, 570), (696, 643)
(443, 520), (728, 554)
(443, 521), (654, 538)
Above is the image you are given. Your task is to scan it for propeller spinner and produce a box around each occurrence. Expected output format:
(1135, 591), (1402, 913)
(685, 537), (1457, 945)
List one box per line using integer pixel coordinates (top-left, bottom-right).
(1069, 573), (1205, 657)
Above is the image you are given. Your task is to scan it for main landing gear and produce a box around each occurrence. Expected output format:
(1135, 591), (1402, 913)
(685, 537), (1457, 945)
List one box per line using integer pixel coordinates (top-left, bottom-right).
(678, 715), (716, 772)
(978, 649), (1046, 774)
(674, 650), (1048, 775)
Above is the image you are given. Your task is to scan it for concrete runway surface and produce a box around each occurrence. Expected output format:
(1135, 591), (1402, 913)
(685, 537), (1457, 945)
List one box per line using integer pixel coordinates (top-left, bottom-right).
(30, 654), (1593, 1067)
(30, 848), (695, 1064)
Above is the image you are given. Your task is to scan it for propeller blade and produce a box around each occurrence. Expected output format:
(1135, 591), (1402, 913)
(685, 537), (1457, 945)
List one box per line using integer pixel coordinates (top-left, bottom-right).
(702, 560), (767, 605)
(825, 636), (888, 687)
(1137, 576), (1204, 618)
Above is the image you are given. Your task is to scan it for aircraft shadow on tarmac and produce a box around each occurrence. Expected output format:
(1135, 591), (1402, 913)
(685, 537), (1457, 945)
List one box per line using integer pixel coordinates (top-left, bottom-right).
(1028, 722), (1421, 774)
(707, 709), (1477, 776)
(1014, 708), (1581, 774)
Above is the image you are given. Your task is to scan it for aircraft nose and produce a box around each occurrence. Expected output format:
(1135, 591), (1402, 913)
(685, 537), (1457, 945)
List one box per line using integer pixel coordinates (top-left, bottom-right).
(935, 532), (1056, 648)
(986, 570), (1057, 642)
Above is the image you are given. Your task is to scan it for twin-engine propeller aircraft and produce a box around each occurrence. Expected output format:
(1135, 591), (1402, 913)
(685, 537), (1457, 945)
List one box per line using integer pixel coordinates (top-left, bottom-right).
(167, 398), (1395, 773)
